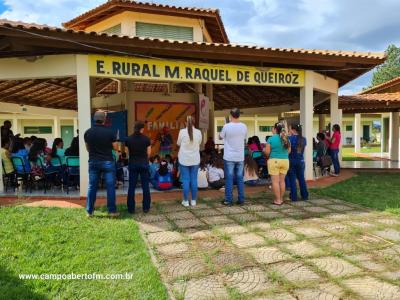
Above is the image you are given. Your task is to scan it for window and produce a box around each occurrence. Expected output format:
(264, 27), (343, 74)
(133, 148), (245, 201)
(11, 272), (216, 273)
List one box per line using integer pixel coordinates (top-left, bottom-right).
(346, 125), (353, 132)
(259, 126), (273, 132)
(24, 126), (52, 134)
(217, 126), (224, 132)
(136, 22), (193, 41)
(101, 24), (122, 36)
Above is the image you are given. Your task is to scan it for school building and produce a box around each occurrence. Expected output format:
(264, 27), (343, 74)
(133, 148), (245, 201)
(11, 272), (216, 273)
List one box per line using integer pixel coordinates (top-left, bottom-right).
(1, 0), (398, 196)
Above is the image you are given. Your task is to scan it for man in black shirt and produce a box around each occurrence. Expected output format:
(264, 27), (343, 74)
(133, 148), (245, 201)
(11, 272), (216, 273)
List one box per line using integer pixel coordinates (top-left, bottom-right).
(125, 121), (152, 213)
(84, 111), (119, 217)
(1, 120), (14, 146)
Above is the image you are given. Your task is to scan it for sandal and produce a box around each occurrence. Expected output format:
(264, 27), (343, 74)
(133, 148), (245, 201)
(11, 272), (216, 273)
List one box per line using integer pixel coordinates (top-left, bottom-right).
(272, 201), (283, 206)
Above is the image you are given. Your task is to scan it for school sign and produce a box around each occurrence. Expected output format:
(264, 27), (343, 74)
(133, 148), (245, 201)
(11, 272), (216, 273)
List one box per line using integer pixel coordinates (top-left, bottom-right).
(89, 55), (305, 87)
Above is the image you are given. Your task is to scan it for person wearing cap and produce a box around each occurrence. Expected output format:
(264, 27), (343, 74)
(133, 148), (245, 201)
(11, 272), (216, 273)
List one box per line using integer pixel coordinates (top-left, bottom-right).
(84, 111), (119, 217)
(219, 108), (248, 206)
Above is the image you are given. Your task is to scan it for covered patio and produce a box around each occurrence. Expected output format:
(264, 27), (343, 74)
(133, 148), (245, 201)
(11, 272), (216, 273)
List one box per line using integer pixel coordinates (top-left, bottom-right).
(0, 19), (386, 197)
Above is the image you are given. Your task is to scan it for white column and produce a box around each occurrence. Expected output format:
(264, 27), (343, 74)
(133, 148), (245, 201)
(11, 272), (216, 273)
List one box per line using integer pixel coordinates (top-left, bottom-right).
(254, 115), (258, 136)
(53, 116), (60, 138)
(318, 114), (326, 131)
(330, 93), (341, 128)
(12, 115), (18, 135)
(300, 70), (314, 180)
(205, 84), (215, 139)
(73, 118), (78, 136)
(389, 112), (399, 161)
(76, 55), (92, 197)
(354, 113), (361, 152)
(194, 84), (206, 149)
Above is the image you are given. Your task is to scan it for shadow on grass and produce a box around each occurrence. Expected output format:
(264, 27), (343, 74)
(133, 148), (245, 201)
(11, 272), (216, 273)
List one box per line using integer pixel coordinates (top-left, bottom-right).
(0, 266), (47, 300)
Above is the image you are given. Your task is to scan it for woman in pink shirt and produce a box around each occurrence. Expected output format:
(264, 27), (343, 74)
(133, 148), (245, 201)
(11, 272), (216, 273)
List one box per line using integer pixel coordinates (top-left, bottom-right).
(329, 124), (341, 176)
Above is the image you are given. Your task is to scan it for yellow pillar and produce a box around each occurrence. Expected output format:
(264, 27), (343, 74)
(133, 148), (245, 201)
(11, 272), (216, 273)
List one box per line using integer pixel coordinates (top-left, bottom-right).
(300, 70), (314, 180)
(76, 55), (92, 197)
(53, 116), (60, 138)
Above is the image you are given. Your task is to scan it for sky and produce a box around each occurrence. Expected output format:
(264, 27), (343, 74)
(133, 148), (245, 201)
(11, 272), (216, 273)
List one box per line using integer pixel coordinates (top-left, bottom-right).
(1, 0), (399, 95)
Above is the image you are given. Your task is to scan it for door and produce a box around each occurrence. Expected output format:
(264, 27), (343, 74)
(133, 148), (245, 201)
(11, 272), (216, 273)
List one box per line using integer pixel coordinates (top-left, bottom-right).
(363, 125), (370, 143)
(61, 126), (74, 149)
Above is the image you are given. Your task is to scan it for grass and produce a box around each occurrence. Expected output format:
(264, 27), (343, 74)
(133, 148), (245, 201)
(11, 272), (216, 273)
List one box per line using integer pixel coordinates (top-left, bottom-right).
(342, 156), (374, 161)
(312, 172), (400, 216)
(0, 206), (168, 300)
(342, 146), (381, 158)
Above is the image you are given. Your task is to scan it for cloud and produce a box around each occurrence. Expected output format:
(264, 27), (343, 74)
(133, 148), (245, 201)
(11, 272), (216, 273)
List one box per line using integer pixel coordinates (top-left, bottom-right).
(1, 0), (398, 93)
(0, 0), (104, 26)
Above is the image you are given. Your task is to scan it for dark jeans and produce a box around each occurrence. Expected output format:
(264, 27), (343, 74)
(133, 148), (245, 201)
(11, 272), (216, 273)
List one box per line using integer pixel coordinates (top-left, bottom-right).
(210, 179), (225, 189)
(87, 160), (116, 214)
(288, 159), (309, 201)
(127, 162), (151, 213)
(330, 149), (340, 175)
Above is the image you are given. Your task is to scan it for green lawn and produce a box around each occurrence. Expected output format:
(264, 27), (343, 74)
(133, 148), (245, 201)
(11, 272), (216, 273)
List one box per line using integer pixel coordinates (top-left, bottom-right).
(0, 206), (168, 300)
(313, 172), (400, 216)
(342, 146), (381, 157)
(342, 156), (374, 161)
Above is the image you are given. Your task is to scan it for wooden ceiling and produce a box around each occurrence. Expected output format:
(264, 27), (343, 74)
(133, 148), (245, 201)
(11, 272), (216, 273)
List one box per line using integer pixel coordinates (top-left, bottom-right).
(0, 77), (115, 110)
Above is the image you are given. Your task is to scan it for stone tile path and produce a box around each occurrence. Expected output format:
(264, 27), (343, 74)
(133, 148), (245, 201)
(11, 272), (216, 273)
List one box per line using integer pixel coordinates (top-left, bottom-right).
(134, 192), (400, 300)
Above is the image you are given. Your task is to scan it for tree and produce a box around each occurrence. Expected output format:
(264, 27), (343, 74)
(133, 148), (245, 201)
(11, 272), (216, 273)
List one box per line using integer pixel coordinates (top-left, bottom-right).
(370, 44), (400, 87)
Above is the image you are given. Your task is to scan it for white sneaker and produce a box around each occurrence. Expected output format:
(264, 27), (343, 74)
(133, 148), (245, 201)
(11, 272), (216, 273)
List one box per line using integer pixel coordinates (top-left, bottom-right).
(191, 200), (197, 207)
(181, 200), (190, 207)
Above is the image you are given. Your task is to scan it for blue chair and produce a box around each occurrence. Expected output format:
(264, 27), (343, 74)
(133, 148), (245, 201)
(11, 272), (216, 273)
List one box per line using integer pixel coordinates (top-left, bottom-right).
(65, 156), (80, 194)
(11, 156), (32, 193)
(36, 157), (60, 194)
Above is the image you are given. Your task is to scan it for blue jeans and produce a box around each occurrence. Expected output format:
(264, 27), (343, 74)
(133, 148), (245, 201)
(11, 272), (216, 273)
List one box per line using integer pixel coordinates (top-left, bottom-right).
(224, 160), (245, 204)
(180, 164), (199, 201)
(288, 160), (309, 201)
(87, 161), (116, 214)
(330, 149), (340, 174)
(127, 162), (151, 213)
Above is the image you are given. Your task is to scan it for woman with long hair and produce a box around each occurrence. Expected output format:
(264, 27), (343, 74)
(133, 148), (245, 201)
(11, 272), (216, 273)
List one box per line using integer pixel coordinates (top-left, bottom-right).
(329, 124), (341, 176)
(177, 115), (202, 207)
(48, 138), (65, 165)
(264, 122), (291, 205)
(244, 155), (259, 186)
(287, 124), (308, 201)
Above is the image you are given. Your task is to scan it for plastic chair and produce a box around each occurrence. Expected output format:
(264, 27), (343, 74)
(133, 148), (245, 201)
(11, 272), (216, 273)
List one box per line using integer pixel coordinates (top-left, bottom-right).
(2, 159), (16, 192)
(11, 156), (32, 193)
(36, 157), (60, 194)
(65, 156), (80, 194)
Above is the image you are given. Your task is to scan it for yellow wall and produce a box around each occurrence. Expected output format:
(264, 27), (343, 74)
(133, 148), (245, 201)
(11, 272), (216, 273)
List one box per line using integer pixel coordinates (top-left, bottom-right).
(85, 11), (209, 42)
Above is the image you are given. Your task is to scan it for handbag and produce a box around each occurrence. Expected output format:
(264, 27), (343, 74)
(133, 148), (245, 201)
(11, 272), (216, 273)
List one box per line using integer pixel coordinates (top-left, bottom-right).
(320, 146), (332, 168)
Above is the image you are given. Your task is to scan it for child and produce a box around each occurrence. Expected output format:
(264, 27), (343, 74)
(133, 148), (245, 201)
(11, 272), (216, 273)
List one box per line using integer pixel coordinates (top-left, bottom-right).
(165, 154), (174, 173)
(151, 160), (173, 191)
(208, 158), (225, 189)
(197, 157), (209, 189)
(149, 155), (160, 180)
(172, 157), (181, 188)
(244, 155), (260, 186)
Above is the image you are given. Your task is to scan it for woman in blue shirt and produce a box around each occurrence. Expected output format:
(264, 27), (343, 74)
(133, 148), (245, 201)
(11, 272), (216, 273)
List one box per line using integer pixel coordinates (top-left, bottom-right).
(288, 124), (309, 201)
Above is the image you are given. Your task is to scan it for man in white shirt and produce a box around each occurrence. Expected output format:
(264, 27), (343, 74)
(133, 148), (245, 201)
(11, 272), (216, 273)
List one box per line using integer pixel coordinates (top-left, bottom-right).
(219, 108), (248, 206)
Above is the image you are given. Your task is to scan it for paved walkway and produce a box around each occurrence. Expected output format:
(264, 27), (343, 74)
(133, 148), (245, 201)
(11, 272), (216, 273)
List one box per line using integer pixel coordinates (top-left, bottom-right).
(0, 170), (356, 208)
(136, 194), (400, 300)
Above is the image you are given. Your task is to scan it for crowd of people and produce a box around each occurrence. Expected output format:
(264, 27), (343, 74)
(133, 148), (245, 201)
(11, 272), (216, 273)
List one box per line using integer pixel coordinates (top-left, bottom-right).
(1, 109), (342, 217)
(1, 120), (81, 190)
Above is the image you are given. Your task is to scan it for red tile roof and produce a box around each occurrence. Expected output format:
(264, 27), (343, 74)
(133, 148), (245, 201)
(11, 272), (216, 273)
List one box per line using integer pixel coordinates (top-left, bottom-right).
(359, 76), (400, 94)
(340, 93), (400, 103)
(0, 19), (385, 60)
(62, 0), (229, 43)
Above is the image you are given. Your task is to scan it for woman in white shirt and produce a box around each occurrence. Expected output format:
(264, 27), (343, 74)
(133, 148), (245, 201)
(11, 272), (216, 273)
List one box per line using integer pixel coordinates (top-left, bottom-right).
(177, 116), (202, 207)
